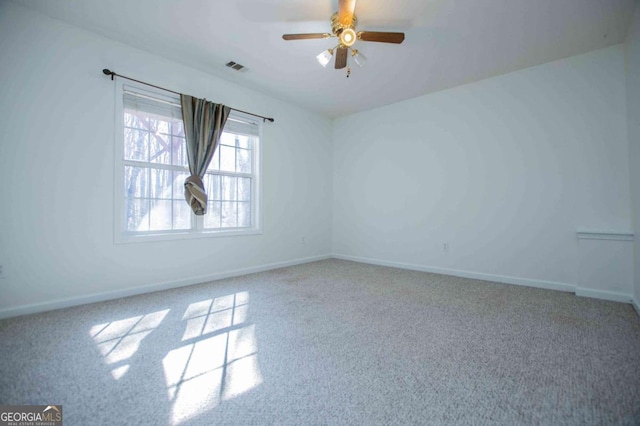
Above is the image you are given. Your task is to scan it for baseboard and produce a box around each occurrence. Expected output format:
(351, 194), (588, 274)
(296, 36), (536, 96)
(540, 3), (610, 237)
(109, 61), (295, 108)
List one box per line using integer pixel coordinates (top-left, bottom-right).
(0, 254), (332, 320)
(575, 288), (634, 303)
(1, 253), (633, 320)
(332, 253), (575, 293)
(632, 299), (640, 317)
(333, 254), (640, 305)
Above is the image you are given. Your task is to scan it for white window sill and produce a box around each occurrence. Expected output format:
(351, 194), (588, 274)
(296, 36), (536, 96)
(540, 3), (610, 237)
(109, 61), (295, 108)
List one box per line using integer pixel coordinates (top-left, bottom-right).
(114, 228), (263, 244)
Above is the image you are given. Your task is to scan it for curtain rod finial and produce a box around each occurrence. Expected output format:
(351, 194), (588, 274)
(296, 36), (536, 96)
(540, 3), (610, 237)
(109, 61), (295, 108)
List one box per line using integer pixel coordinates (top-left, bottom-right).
(102, 68), (115, 80)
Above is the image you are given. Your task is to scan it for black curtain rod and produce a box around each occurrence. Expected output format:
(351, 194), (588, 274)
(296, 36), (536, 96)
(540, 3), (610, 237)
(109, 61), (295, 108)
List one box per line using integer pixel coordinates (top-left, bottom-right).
(102, 68), (275, 123)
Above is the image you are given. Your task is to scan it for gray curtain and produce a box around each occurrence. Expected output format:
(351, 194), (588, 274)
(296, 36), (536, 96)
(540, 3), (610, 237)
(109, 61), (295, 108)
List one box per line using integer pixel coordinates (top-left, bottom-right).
(181, 94), (230, 215)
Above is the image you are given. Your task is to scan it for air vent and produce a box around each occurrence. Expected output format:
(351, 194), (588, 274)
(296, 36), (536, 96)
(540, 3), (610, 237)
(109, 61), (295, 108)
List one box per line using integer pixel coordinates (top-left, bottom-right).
(226, 61), (245, 71)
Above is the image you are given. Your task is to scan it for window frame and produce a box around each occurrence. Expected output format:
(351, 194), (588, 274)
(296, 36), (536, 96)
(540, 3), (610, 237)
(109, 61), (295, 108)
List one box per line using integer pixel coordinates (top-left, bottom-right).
(113, 81), (262, 244)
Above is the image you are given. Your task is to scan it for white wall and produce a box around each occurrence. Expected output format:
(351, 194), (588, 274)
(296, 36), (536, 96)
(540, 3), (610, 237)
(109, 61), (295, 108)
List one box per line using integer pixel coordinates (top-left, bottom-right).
(333, 46), (631, 290)
(626, 4), (640, 307)
(0, 2), (333, 317)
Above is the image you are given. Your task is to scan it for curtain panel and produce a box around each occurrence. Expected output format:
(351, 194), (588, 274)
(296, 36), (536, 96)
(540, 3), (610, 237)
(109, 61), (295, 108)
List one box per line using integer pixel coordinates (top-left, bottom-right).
(180, 94), (230, 215)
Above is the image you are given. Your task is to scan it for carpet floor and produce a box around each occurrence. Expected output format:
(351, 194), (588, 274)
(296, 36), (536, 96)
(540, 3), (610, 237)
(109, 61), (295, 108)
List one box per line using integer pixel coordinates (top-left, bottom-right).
(1, 259), (640, 425)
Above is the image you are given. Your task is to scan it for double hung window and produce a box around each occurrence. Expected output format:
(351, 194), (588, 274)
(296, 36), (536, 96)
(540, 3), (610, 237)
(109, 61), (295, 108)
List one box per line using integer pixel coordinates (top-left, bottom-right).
(115, 83), (261, 242)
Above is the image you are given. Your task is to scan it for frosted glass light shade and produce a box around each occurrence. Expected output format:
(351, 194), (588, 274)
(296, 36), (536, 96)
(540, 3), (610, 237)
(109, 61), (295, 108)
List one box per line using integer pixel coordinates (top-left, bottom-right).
(316, 49), (333, 67)
(352, 50), (367, 67)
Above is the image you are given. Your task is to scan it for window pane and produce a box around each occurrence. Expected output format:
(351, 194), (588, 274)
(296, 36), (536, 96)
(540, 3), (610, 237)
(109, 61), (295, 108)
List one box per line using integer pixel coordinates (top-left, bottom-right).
(173, 171), (189, 200)
(149, 200), (172, 231)
(203, 174), (220, 201)
(155, 120), (169, 135)
(147, 117), (160, 133)
(219, 145), (236, 172)
(221, 176), (236, 201)
(236, 148), (252, 173)
(238, 202), (251, 227)
(237, 135), (252, 150)
(173, 200), (191, 230)
(172, 136), (188, 167)
(124, 111), (148, 130)
(220, 133), (235, 147)
(150, 133), (170, 165)
(172, 120), (185, 137)
(238, 177), (251, 201)
(204, 201), (222, 229)
(126, 198), (149, 232)
(207, 148), (220, 171)
(124, 166), (149, 198)
(221, 202), (237, 228)
(150, 169), (172, 199)
(124, 129), (149, 161)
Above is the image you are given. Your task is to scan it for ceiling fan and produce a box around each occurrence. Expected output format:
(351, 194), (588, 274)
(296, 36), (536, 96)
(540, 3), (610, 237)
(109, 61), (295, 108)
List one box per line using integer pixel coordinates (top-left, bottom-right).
(282, 0), (405, 72)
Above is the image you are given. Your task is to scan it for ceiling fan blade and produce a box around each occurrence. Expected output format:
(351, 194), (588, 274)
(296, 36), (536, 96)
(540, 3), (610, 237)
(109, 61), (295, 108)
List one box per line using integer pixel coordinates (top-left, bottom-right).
(338, 0), (357, 27)
(335, 46), (348, 69)
(357, 31), (405, 44)
(282, 33), (331, 41)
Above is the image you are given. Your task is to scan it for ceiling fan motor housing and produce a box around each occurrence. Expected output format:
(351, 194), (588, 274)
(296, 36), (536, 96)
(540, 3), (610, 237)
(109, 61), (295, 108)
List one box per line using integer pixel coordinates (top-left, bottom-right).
(331, 12), (357, 47)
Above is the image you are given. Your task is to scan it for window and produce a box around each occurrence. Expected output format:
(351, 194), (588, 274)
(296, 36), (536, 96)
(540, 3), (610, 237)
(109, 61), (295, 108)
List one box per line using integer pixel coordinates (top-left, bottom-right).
(115, 83), (261, 242)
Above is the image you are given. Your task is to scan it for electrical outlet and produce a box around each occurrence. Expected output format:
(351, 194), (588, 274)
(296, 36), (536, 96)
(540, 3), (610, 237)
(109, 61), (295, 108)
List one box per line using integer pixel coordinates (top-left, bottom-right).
(0, 264), (5, 278)
(443, 242), (449, 252)
(301, 236), (306, 245)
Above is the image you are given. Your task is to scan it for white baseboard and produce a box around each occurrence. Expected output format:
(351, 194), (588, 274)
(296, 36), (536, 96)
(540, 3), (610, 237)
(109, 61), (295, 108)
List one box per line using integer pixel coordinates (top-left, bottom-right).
(332, 253), (575, 293)
(1, 253), (634, 320)
(334, 254), (640, 305)
(0, 254), (332, 320)
(575, 288), (634, 303)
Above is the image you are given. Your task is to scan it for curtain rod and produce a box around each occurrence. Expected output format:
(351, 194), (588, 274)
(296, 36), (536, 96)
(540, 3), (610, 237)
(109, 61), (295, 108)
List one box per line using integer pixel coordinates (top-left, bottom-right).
(102, 68), (275, 123)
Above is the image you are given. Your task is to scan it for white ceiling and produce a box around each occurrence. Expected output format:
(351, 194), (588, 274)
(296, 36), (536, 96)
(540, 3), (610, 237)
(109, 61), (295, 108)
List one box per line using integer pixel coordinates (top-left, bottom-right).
(17, 0), (638, 118)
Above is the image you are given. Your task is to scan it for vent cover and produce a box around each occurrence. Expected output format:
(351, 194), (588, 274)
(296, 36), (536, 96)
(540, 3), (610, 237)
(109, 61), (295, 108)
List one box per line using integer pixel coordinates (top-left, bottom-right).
(226, 61), (245, 71)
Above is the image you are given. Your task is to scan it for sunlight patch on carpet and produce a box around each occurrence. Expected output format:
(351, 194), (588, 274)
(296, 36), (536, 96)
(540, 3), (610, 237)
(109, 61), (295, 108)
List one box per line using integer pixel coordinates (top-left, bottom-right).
(110, 364), (130, 380)
(165, 292), (262, 425)
(90, 309), (170, 380)
(181, 292), (249, 341)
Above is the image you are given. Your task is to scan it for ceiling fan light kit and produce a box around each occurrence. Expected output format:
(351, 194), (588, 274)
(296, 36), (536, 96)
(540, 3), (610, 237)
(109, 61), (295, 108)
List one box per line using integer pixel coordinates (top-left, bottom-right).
(340, 28), (357, 47)
(282, 0), (405, 76)
(316, 48), (334, 67)
(351, 49), (366, 68)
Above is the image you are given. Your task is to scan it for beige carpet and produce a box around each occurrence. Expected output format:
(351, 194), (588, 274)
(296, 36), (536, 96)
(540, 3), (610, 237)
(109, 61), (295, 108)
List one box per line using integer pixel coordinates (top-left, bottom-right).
(1, 259), (639, 425)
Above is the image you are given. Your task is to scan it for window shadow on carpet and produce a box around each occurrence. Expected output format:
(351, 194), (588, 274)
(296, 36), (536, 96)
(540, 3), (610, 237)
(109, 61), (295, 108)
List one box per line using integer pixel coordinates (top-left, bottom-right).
(89, 291), (262, 425)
